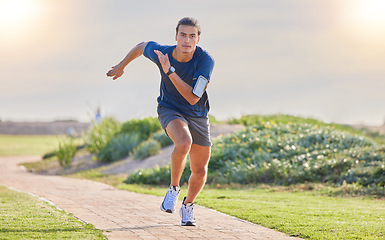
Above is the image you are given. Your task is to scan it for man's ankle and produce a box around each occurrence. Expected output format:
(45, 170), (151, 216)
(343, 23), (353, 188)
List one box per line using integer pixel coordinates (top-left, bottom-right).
(183, 197), (193, 205)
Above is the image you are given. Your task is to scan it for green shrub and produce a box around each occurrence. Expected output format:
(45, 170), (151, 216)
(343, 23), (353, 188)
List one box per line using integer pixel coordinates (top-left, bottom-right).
(55, 137), (78, 167)
(208, 114), (221, 124)
(152, 130), (173, 147)
(126, 119), (385, 189)
(86, 117), (121, 154)
(125, 160), (191, 185)
(121, 117), (161, 141)
(133, 139), (162, 160)
(229, 114), (385, 145)
(125, 165), (171, 185)
(98, 133), (141, 163)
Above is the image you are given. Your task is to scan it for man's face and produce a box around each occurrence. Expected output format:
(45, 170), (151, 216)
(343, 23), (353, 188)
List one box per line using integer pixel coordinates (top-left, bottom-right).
(175, 25), (200, 54)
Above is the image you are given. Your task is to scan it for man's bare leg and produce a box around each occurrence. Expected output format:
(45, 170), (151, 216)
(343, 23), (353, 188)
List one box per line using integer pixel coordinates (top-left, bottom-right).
(184, 144), (211, 204)
(165, 119), (193, 187)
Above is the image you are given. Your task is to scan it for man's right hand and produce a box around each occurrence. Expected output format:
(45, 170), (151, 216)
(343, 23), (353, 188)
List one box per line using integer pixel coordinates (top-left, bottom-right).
(106, 65), (124, 80)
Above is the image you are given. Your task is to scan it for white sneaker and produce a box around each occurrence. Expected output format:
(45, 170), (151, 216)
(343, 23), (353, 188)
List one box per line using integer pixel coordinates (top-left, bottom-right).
(160, 186), (180, 213)
(179, 197), (196, 226)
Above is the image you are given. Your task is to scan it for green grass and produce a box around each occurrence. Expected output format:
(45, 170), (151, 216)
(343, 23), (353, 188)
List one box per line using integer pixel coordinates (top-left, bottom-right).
(0, 135), (60, 156)
(0, 185), (106, 240)
(49, 165), (385, 239)
(14, 115), (385, 239)
(116, 184), (385, 240)
(228, 114), (385, 145)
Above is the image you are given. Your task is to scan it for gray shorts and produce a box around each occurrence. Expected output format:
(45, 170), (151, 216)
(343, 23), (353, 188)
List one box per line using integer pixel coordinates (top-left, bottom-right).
(157, 105), (211, 147)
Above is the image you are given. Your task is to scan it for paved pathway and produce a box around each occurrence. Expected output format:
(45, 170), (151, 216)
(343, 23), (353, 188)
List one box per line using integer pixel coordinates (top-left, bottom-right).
(0, 156), (301, 240)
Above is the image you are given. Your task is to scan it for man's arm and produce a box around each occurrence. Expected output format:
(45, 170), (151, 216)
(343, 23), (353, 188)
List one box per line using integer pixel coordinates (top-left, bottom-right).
(106, 42), (148, 80)
(154, 50), (202, 105)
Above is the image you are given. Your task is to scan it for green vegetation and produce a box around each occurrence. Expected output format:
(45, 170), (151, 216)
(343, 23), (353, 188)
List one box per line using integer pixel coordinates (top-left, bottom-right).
(126, 115), (385, 197)
(133, 139), (162, 160)
(22, 157), (59, 173)
(55, 137), (79, 167)
(98, 133), (141, 163)
(198, 187), (385, 240)
(229, 114), (385, 145)
(65, 167), (385, 240)
(99, 183), (385, 240)
(13, 114), (385, 239)
(208, 114), (222, 124)
(84, 117), (171, 162)
(120, 117), (162, 141)
(0, 185), (105, 240)
(152, 130), (173, 148)
(0, 135), (60, 156)
(85, 117), (122, 154)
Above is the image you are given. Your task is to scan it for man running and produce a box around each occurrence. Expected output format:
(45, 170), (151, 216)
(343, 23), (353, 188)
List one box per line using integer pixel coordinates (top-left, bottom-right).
(106, 17), (214, 226)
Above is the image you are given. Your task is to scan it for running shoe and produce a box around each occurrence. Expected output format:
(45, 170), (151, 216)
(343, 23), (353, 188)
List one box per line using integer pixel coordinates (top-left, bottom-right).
(160, 186), (180, 213)
(179, 197), (196, 226)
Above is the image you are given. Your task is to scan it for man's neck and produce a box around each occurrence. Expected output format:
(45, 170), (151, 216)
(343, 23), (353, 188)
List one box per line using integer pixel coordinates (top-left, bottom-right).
(172, 48), (195, 63)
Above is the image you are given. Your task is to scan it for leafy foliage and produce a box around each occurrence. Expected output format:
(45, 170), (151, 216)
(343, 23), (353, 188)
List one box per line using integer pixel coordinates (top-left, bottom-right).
(133, 139), (162, 160)
(120, 117), (161, 141)
(85, 117), (121, 154)
(126, 119), (385, 188)
(55, 137), (78, 167)
(208, 123), (385, 186)
(98, 133), (141, 163)
(84, 117), (170, 162)
(230, 114), (385, 145)
(151, 130), (173, 148)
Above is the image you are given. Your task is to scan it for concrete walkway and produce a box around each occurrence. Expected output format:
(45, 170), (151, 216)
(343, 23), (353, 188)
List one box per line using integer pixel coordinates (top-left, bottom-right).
(0, 156), (301, 240)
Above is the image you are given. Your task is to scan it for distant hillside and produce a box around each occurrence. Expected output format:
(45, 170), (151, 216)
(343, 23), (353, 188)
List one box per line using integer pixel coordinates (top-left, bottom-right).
(353, 124), (385, 135)
(0, 121), (90, 135)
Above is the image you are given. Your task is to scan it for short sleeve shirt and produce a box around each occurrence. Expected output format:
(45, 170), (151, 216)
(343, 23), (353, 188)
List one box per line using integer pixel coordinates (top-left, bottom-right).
(143, 41), (214, 118)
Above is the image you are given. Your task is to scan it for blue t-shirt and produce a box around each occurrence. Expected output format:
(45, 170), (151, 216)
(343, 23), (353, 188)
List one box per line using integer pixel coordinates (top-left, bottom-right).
(143, 41), (214, 118)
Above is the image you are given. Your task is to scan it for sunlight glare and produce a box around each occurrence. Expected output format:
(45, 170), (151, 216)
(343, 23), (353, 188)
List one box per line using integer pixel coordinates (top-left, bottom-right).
(345, 0), (385, 35)
(0, 0), (43, 30)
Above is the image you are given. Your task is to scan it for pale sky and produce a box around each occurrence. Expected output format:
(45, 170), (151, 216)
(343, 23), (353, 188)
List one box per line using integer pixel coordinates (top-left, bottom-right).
(1, 0), (385, 125)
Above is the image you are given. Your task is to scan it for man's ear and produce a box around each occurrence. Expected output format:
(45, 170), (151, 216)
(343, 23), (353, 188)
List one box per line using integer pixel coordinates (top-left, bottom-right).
(197, 35), (200, 44)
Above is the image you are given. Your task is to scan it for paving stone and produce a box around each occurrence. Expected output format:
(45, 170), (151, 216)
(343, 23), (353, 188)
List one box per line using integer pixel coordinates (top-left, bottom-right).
(0, 156), (302, 240)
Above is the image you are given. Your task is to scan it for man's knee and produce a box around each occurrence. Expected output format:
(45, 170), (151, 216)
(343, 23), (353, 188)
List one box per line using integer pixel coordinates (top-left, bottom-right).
(174, 136), (192, 154)
(191, 166), (208, 180)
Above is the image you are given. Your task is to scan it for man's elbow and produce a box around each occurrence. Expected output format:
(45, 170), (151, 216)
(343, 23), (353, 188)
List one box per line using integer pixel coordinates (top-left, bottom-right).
(136, 42), (148, 53)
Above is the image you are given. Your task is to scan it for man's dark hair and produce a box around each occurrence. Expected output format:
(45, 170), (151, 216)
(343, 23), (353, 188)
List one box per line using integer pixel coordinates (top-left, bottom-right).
(176, 17), (201, 36)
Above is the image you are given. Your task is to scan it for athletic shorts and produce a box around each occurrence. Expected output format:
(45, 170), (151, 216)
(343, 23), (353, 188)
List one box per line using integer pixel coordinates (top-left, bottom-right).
(157, 105), (211, 147)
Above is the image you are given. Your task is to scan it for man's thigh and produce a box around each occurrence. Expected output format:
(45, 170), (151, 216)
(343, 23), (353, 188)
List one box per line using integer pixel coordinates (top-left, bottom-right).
(165, 119), (192, 145)
(157, 105), (210, 146)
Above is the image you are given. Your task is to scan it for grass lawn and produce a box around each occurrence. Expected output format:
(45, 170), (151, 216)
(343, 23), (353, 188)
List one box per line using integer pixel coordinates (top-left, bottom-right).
(13, 132), (385, 239)
(116, 183), (385, 240)
(0, 185), (106, 240)
(0, 135), (60, 156)
(68, 170), (385, 239)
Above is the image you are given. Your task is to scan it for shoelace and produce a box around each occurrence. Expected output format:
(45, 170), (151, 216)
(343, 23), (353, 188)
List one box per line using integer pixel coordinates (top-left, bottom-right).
(183, 204), (195, 220)
(166, 188), (179, 205)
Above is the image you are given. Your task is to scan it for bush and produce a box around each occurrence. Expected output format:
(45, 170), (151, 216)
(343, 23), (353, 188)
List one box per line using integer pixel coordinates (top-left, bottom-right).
(86, 117), (121, 154)
(121, 117), (161, 141)
(125, 165), (171, 185)
(152, 130), (173, 147)
(133, 139), (162, 160)
(126, 120), (385, 189)
(98, 133), (141, 163)
(55, 137), (78, 167)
